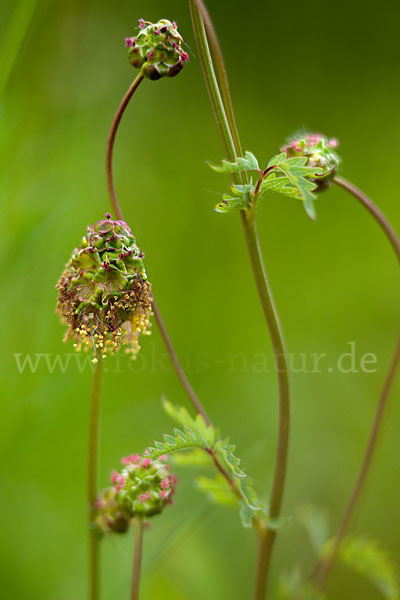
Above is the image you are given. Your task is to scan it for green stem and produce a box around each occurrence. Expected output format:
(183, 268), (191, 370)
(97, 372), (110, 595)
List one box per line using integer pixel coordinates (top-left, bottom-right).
(106, 73), (144, 221)
(314, 336), (400, 590)
(88, 353), (104, 600)
(131, 517), (144, 600)
(189, 2), (291, 596)
(105, 73), (211, 426)
(308, 178), (400, 590)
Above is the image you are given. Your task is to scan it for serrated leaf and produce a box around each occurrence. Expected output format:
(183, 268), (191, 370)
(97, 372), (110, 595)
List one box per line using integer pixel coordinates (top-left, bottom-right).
(326, 535), (400, 600)
(172, 448), (213, 466)
(158, 399), (264, 528)
(209, 151), (259, 174)
(259, 154), (322, 220)
(196, 474), (238, 505)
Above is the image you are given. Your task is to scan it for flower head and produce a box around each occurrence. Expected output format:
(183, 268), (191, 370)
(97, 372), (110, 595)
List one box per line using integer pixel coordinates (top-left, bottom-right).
(127, 19), (189, 80)
(56, 216), (152, 359)
(94, 455), (177, 534)
(281, 133), (340, 189)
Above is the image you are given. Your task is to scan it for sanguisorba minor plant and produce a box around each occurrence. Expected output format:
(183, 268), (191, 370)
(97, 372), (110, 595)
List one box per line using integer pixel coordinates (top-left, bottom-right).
(188, 1), (400, 598)
(55, 6), (400, 600)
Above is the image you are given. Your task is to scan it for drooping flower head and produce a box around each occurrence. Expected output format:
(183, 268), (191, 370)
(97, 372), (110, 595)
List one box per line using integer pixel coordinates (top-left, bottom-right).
(94, 454), (177, 535)
(281, 133), (340, 189)
(125, 19), (189, 80)
(56, 215), (152, 361)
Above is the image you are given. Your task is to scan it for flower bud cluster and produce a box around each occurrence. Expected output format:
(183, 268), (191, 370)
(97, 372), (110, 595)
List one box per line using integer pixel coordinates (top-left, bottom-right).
(281, 133), (340, 189)
(125, 19), (189, 80)
(94, 454), (177, 535)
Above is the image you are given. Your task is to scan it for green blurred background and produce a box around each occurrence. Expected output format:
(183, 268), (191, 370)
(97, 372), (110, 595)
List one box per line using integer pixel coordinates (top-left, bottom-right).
(1, 0), (399, 598)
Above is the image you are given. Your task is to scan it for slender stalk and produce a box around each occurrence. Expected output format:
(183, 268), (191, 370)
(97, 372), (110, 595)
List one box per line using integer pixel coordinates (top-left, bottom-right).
(88, 353), (104, 600)
(105, 74), (211, 426)
(307, 178), (400, 590)
(152, 297), (211, 425)
(189, 2), (291, 596)
(314, 336), (400, 589)
(106, 73), (144, 221)
(190, 0), (243, 159)
(334, 177), (400, 265)
(131, 517), (144, 600)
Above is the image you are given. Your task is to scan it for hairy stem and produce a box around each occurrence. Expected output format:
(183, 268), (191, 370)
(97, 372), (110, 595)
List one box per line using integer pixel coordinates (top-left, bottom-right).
(131, 517), (144, 600)
(106, 73), (144, 221)
(105, 73), (211, 426)
(309, 178), (400, 590)
(88, 354), (104, 600)
(189, 2), (291, 596)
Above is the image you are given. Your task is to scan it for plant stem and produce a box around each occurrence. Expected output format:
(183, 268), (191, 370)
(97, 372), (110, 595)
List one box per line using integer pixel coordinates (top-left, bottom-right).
(189, 2), (291, 596)
(106, 73), (144, 221)
(88, 353), (104, 600)
(314, 336), (400, 590)
(308, 178), (400, 590)
(131, 517), (144, 600)
(334, 177), (400, 265)
(105, 74), (211, 426)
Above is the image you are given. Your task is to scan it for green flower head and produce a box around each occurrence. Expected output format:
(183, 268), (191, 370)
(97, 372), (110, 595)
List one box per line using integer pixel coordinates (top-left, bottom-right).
(56, 215), (152, 361)
(125, 19), (189, 80)
(94, 454), (177, 535)
(281, 133), (340, 189)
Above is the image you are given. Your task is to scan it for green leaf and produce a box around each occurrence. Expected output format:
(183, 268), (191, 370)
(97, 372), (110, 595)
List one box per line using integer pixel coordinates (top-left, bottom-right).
(329, 535), (400, 600)
(172, 448), (213, 466)
(214, 182), (255, 214)
(151, 399), (264, 527)
(196, 474), (238, 505)
(259, 154), (323, 220)
(209, 151), (259, 174)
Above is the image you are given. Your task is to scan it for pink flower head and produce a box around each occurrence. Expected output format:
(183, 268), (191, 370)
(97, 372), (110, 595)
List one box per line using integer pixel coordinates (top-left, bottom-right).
(161, 479), (170, 490)
(141, 458), (152, 468)
(160, 490), (168, 499)
(125, 37), (135, 48)
(328, 137), (339, 148)
(172, 21), (178, 28)
(154, 28), (160, 35)
(138, 18), (146, 29)
(158, 454), (167, 462)
(110, 469), (119, 484)
(121, 453), (140, 465)
(182, 51), (189, 62)
(147, 51), (154, 60)
(139, 492), (151, 503)
(168, 474), (178, 486)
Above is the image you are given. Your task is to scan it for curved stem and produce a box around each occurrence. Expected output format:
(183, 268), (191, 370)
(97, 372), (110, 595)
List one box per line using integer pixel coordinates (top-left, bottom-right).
(334, 177), (400, 265)
(105, 74), (211, 426)
(308, 178), (400, 590)
(131, 517), (144, 600)
(189, 2), (291, 596)
(190, 0), (243, 159)
(314, 336), (400, 589)
(88, 353), (104, 600)
(106, 73), (144, 221)
(152, 297), (211, 425)
(243, 210), (290, 600)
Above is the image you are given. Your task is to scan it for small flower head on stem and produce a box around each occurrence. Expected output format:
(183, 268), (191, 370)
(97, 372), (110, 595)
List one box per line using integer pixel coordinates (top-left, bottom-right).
(94, 455), (177, 535)
(281, 133), (340, 190)
(56, 216), (152, 360)
(126, 19), (189, 80)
